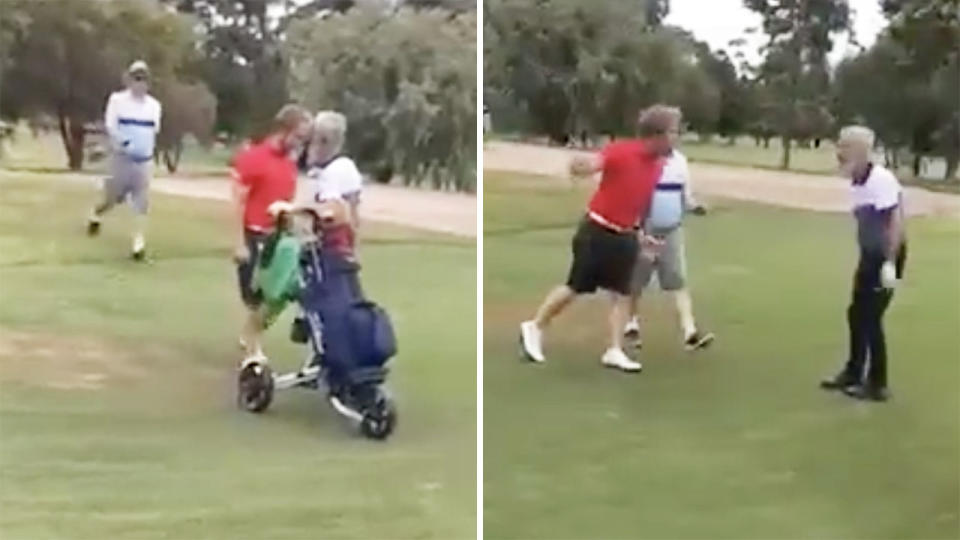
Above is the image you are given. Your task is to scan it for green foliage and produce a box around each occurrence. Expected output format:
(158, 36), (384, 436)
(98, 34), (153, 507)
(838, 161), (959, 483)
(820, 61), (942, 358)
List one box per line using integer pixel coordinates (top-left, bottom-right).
(286, 4), (476, 192)
(834, 1), (959, 180)
(744, 0), (850, 169)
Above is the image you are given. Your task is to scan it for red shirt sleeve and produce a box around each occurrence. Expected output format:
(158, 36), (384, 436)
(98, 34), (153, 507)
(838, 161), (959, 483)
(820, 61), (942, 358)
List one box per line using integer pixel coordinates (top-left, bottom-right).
(231, 149), (259, 188)
(599, 142), (621, 172)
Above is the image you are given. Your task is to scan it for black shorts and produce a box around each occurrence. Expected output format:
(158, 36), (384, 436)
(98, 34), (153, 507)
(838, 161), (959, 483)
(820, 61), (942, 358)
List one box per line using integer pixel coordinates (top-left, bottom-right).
(237, 230), (268, 308)
(565, 217), (639, 295)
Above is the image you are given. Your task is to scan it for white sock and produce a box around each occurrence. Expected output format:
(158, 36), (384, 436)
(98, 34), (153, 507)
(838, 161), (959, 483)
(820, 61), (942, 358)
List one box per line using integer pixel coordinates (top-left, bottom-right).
(88, 210), (101, 223)
(675, 289), (696, 338)
(132, 234), (145, 253)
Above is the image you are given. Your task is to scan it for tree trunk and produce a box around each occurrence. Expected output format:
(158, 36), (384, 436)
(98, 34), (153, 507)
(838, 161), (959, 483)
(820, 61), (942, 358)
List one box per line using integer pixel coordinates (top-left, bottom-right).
(58, 113), (85, 170)
(912, 154), (922, 178)
(164, 139), (184, 173)
(945, 153), (959, 182)
(763, 137), (771, 149)
(780, 135), (791, 169)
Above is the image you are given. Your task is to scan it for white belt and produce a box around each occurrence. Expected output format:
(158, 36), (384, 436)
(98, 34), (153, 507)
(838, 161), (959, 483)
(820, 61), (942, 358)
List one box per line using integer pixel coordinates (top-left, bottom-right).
(588, 211), (629, 233)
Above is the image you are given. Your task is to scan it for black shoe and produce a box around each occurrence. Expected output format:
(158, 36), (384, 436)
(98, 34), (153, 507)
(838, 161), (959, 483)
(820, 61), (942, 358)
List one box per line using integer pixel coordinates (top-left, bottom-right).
(87, 220), (101, 236)
(819, 372), (859, 391)
(684, 331), (715, 351)
(131, 249), (147, 262)
(843, 384), (890, 402)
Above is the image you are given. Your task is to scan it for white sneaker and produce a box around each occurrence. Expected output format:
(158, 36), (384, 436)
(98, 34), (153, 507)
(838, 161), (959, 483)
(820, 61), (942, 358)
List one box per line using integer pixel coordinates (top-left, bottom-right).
(519, 320), (545, 363)
(131, 235), (146, 261)
(601, 348), (642, 372)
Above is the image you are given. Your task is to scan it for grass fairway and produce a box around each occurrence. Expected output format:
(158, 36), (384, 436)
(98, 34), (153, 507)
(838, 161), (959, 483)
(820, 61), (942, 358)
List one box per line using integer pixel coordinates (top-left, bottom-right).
(483, 170), (960, 539)
(0, 174), (476, 539)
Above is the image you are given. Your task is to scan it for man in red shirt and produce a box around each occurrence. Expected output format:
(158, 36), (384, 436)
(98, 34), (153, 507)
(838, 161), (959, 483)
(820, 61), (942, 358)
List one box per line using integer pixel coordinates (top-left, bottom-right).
(231, 104), (312, 365)
(520, 105), (681, 372)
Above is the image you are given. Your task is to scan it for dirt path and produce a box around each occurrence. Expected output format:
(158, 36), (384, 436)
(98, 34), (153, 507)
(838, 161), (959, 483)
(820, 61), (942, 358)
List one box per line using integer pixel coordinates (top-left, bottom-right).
(5, 170), (477, 237)
(484, 141), (960, 218)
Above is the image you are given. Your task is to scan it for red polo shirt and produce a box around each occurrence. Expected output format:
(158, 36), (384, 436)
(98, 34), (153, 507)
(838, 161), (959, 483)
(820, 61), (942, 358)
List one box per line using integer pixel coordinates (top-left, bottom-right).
(231, 141), (297, 232)
(588, 140), (664, 230)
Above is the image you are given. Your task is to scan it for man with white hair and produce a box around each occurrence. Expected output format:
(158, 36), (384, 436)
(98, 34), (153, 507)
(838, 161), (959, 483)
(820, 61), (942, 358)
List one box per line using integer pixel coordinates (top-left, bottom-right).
(87, 60), (161, 261)
(298, 111), (362, 235)
(820, 125), (907, 402)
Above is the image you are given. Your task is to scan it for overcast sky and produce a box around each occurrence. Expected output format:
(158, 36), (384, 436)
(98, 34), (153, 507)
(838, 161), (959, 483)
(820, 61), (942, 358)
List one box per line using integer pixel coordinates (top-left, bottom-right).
(664, 0), (888, 67)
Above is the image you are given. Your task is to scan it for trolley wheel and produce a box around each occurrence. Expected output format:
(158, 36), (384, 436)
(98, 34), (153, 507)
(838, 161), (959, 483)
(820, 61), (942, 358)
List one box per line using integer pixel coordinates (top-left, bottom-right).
(237, 362), (274, 413)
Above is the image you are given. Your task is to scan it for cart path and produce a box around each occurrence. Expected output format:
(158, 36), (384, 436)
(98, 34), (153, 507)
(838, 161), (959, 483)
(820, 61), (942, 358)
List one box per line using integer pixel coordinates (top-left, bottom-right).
(4, 170), (477, 237)
(484, 141), (960, 218)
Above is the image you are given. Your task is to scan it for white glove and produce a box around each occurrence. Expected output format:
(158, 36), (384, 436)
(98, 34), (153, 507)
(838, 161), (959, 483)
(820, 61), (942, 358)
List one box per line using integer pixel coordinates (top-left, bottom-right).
(267, 200), (295, 217)
(880, 261), (898, 289)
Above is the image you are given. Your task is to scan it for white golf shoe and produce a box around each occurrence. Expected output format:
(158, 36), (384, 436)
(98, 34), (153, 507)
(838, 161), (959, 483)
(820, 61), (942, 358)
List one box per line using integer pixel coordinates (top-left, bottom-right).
(519, 320), (545, 363)
(601, 348), (642, 372)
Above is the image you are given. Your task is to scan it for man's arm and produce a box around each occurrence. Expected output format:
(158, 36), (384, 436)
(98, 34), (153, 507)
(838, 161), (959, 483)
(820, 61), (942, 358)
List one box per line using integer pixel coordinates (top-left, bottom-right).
(343, 192), (360, 228)
(569, 154), (603, 178)
(884, 202), (903, 262)
(104, 94), (123, 149)
(230, 157), (254, 260)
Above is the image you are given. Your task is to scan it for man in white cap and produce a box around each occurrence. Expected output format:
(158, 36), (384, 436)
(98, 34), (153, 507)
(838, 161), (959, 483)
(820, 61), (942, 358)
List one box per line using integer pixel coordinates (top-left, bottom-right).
(87, 60), (162, 261)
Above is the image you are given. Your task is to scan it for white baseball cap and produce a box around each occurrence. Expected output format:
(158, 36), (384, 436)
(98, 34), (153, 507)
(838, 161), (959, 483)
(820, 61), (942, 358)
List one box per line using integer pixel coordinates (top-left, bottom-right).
(127, 60), (150, 75)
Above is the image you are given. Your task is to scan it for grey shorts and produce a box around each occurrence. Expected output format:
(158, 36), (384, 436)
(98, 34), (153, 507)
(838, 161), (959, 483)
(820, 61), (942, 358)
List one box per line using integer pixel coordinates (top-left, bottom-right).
(103, 154), (151, 214)
(632, 227), (687, 292)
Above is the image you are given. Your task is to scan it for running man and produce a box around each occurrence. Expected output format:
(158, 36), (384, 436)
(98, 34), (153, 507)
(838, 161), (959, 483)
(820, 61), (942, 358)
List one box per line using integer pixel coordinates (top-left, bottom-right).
(820, 125), (907, 402)
(624, 144), (714, 351)
(519, 105), (680, 372)
(87, 61), (161, 260)
(231, 104), (312, 366)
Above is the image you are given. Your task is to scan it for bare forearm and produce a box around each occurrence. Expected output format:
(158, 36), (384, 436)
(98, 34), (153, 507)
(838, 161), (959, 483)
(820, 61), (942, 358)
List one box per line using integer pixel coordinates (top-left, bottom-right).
(232, 185), (249, 243)
(885, 208), (902, 261)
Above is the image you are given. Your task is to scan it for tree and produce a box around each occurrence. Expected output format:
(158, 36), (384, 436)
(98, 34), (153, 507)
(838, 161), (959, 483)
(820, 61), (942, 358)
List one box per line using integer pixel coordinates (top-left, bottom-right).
(1, 0), (195, 170)
(485, 0), (711, 143)
(154, 81), (217, 173)
(286, 3), (476, 191)
(744, 0), (851, 169)
(881, 0), (959, 179)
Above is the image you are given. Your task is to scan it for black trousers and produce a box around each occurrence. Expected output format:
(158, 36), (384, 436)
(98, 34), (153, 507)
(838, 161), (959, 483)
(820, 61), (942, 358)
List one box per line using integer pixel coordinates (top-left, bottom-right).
(840, 245), (907, 388)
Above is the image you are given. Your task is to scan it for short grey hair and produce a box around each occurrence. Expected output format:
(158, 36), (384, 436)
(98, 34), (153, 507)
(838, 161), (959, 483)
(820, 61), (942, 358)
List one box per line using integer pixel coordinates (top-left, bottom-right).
(839, 125), (876, 149)
(313, 111), (347, 151)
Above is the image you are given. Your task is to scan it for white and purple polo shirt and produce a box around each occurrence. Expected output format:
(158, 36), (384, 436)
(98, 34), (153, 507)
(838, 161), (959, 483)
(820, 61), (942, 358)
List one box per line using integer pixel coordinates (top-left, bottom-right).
(850, 162), (903, 253)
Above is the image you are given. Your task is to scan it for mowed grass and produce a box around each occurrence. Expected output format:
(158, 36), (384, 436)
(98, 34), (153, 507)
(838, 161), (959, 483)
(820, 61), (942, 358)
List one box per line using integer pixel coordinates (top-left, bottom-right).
(483, 170), (960, 539)
(0, 174), (476, 539)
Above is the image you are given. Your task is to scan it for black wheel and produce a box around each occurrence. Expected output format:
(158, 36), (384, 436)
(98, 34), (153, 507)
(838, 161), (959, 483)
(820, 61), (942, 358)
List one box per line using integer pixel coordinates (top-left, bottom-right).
(360, 396), (397, 440)
(237, 363), (274, 413)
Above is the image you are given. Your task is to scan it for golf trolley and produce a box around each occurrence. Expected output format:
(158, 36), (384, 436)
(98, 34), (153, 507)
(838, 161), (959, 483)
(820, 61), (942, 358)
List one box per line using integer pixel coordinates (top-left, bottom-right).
(236, 208), (398, 440)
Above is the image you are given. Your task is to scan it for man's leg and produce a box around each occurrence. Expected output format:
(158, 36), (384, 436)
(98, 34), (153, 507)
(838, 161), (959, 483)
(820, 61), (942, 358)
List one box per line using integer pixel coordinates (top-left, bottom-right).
(521, 220), (594, 363)
(865, 291), (893, 388)
(823, 269), (870, 390)
(625, 246), (655, 344)
(87, 157), (126, 235)
(534, 285), (577, 328)
(237, 232), (267, 364)
(659, 228), (713, 350)
(521, 285), (576, 363)
(600, 231), (642, 372)
(129, 161), (150, 259)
